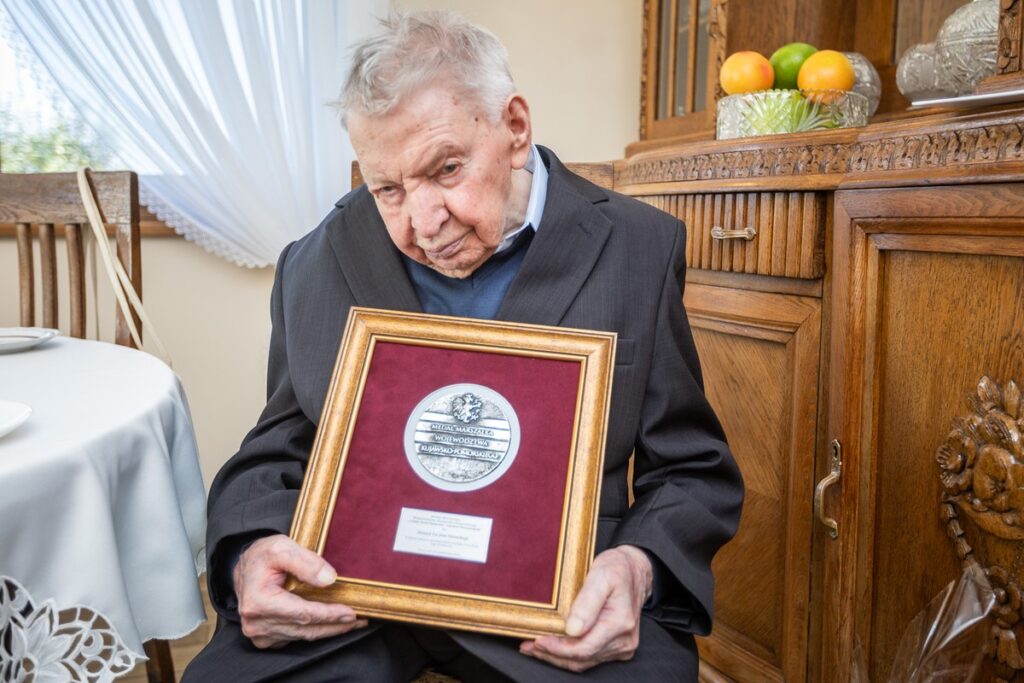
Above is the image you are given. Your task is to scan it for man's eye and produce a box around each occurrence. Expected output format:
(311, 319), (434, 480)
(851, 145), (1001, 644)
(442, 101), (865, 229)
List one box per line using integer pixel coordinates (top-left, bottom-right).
(440, 163), (460, 176)
(372, 186), (404, 205)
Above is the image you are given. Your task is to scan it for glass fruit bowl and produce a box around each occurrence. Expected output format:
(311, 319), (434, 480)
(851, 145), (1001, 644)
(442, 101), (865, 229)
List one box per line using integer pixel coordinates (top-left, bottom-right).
(716, 89), (869, 140)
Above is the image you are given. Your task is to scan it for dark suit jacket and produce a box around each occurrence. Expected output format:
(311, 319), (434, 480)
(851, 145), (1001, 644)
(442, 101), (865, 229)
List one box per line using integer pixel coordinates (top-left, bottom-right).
(201, 147), (743, 679)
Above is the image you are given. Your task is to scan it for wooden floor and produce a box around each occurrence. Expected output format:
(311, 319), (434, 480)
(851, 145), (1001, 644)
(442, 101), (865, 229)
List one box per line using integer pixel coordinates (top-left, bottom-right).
(121, 581), (215, 683)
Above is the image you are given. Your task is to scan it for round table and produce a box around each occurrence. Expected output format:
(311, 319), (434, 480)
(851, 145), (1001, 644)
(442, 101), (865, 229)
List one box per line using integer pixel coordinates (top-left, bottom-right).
(0, 336), (206, 680)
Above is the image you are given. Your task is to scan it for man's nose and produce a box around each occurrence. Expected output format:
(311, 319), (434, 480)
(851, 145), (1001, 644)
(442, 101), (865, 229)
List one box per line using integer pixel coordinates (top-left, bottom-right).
(408, 184), (449, 238)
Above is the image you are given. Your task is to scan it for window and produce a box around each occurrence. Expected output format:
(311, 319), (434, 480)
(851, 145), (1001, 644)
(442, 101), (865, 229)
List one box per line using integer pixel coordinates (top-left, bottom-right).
(0, 10), (110, 172)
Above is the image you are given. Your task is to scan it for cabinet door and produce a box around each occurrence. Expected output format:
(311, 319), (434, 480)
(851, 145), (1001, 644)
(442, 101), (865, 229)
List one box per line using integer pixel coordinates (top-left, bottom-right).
(684, 282), (821, 682)
(642, 0), (722, 141)
(822, 184), (1024, 682)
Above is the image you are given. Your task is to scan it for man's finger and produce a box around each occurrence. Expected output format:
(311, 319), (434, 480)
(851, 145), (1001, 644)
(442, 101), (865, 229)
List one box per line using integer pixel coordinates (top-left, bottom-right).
(271, 618), (371, 643)
(520, 643), (597, 673)
(564, 568), (614, 637)
(255, 587), (359, 625)
(534, 603), (633, 661)
(251, 619), (369, 650)
(534, 628), (636, 660)
(533, 618), (621, 660)
(263, 539), (338, 588)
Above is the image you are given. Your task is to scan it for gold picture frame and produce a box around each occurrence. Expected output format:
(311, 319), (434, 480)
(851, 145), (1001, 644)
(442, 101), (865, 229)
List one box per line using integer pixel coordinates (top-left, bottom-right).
(288, 307), (615, 639)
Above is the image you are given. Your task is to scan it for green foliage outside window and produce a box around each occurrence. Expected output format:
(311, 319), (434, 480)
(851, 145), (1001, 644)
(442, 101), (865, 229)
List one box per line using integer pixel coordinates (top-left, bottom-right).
(0, 109), (111, 172)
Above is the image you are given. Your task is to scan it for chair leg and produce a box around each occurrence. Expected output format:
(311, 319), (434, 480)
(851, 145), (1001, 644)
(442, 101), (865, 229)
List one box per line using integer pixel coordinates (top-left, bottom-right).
(143, 640), (175, 683)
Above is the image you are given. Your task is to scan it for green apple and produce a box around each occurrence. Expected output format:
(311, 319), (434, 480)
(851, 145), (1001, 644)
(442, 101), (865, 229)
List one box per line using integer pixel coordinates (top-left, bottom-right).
(769, 42), (818, 90)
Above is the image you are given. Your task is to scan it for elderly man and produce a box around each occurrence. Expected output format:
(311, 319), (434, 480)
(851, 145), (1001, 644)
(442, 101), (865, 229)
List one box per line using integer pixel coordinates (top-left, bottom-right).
(184, 10), (742, 683)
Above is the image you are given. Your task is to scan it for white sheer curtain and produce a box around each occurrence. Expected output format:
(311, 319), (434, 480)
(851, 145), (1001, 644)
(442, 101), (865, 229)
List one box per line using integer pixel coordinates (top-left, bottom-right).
(1, 0), (384, 267)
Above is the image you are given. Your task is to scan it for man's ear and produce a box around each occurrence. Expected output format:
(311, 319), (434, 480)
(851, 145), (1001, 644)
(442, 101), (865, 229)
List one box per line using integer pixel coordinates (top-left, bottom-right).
(505, 94), (532, 170)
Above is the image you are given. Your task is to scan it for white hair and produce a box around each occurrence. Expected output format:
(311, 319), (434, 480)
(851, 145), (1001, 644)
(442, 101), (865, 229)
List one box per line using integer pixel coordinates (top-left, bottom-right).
(336, 10), (516, 127)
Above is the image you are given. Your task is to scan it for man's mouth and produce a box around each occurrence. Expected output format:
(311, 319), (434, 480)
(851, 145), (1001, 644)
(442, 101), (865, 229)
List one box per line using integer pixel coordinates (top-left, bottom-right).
(423, 234), (466, 260)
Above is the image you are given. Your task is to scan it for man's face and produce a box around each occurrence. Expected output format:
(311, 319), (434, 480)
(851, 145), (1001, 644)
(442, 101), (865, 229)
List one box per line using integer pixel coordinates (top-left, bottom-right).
(348, 83), (532, 279)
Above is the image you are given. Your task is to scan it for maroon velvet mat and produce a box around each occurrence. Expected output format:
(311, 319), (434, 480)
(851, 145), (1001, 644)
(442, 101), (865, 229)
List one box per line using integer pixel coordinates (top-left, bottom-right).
(323, 341), (582, 604)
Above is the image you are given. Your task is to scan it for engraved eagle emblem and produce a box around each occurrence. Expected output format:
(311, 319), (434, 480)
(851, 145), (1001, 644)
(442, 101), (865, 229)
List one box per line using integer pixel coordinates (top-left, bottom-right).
(451, 393), (483, 424)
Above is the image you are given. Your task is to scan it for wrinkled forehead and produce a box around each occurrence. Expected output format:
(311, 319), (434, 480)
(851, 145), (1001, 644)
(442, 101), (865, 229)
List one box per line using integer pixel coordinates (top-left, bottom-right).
(348, 86), (494, 177)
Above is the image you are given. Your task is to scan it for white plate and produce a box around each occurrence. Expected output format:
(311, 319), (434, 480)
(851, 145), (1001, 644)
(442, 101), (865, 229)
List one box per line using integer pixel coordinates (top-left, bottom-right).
(0, 327), (59, 354)
(0, 401), (32, 438)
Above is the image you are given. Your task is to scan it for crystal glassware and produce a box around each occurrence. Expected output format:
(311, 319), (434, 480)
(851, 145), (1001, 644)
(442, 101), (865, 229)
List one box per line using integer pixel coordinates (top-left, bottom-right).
(843, 52), (882, 116)
(935, 0), (998, 96)
(716, 89), (869, 140)
(897, 42), (956, 102)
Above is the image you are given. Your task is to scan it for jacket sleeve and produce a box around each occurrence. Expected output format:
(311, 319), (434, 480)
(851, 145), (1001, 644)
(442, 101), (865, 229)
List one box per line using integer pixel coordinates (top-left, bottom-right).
(204, 243), (317, 619)
(609, 221), (744, 635)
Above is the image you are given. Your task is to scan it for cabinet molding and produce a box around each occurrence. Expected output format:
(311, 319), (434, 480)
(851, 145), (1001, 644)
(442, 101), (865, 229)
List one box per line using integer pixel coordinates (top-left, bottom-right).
(616, 107), (1024, 191)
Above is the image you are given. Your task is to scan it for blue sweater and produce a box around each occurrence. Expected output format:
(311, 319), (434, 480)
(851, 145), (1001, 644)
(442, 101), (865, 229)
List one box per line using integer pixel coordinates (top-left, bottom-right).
(402, 229), (534, 319)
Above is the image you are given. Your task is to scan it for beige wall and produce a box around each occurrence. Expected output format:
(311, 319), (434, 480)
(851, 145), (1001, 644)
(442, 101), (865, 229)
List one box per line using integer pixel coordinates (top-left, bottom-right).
(398, 0), (642, 161)
(0, 1), (641, 488)
(141, 240), (275, 488)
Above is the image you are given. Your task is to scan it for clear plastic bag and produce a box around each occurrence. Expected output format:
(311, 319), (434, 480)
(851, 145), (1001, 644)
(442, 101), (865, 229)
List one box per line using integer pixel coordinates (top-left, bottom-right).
(859, 561), (998, 683)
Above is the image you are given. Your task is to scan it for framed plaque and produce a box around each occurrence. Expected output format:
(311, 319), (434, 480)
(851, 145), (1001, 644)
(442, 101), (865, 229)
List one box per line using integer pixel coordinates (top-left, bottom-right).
(288, 307), (615, 638)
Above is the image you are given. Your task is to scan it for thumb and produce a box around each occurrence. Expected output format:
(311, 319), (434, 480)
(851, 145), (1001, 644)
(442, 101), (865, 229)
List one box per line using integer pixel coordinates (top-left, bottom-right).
(273, 542), (337, 588)
(565, 570), (613, 637)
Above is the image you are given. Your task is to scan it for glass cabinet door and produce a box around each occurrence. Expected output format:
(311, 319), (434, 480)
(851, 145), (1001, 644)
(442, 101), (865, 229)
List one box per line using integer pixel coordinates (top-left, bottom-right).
(644, 0), (720, 141)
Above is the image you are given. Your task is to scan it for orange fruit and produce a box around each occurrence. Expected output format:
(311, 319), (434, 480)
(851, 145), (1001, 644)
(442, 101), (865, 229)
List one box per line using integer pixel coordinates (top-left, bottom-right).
(719, 51), (774, 95)
(797, 50), (855, 102)
(769, 42), (817, 90)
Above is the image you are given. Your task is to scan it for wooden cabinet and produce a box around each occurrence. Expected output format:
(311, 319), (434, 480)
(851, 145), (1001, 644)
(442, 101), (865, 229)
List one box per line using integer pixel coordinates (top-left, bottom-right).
(636, 183), (831, 681)
(615, 101), (1024, 680)
(622, 0), (1024, 678)
(822, 183), (1024, 682)
(684, 284), (821, 682)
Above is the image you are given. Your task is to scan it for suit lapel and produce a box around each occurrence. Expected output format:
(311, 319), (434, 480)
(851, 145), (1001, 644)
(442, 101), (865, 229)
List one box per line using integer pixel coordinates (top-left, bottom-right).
(326, 149), (611, 324)
(496, 149), (611, 326)
(326, 187), (422, 313)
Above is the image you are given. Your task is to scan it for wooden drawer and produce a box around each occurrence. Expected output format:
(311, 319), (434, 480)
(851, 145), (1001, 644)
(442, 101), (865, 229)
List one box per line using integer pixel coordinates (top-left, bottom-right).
(638, 192), (826, 279)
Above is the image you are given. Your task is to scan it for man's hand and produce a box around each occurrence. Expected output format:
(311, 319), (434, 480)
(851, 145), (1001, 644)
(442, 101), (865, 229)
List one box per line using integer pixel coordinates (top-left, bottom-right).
(234, 534), (369, 649)
(519, 545), (653, 672)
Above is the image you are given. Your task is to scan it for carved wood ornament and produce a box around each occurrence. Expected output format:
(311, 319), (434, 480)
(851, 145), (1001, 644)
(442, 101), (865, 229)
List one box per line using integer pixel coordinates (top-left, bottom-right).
(998, 0), (1023, 74)
(708, 0), (727, 105)
(640, 0), (651, 140)
(618, 115), (1024, 186)
(937, 377), (1024, 683)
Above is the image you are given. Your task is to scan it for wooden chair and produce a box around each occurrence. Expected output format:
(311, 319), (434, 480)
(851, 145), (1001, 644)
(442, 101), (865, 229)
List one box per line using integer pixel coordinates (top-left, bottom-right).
(0, 171), (141, 347)
(0, 171), (174, 682)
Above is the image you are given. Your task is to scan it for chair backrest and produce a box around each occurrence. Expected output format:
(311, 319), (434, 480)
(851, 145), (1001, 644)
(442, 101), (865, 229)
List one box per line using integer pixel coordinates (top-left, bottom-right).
(0, 171), (141, 347)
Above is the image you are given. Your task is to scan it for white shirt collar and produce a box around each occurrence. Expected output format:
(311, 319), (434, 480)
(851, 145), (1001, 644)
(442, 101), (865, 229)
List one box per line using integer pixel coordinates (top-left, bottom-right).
(495, 144), (548, 253)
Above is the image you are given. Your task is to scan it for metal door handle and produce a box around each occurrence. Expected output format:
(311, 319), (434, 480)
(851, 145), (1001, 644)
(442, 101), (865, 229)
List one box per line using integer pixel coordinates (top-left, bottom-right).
(711, 226), (756, 241)
(814, 440), (842, 539)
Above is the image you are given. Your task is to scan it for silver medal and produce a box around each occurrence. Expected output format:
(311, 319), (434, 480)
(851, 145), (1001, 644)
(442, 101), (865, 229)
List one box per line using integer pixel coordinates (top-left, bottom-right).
(403, 383), (520, 492)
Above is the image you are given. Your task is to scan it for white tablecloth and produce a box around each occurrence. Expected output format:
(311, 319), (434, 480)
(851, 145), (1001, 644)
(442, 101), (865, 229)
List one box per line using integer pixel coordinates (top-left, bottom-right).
(0, 336), (206, 678)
